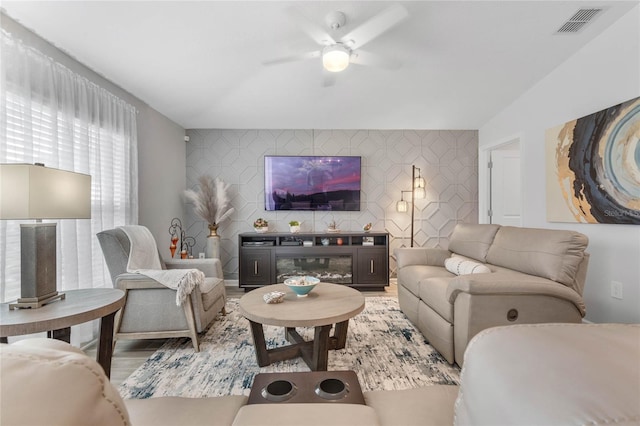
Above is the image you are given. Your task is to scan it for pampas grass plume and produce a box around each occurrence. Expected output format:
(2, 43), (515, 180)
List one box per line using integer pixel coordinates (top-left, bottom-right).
(185, 175), (235, 225)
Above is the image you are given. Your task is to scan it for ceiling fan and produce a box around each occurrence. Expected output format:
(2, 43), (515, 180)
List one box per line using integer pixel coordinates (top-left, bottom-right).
(263, 4), (409, 86)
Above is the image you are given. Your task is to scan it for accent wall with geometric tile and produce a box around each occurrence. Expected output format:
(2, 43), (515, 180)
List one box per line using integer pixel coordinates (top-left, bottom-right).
(184, 129), (478, 280)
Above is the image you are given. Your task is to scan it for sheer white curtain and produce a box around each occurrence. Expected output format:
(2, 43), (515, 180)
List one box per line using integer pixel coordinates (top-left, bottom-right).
(0, 29), (138, 344)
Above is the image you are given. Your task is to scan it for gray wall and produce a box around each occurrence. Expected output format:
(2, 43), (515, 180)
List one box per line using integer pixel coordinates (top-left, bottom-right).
(1, 14), (186, 248)
(138, 109), (186, 253)
(184, 129), (478, 280)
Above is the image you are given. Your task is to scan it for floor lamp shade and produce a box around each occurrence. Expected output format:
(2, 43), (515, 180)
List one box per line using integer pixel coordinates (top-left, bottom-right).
(0, 164), (91, 309)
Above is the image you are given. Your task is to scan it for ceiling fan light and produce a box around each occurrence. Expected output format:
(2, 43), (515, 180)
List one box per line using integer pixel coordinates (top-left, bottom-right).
(322, 45), (350, 72)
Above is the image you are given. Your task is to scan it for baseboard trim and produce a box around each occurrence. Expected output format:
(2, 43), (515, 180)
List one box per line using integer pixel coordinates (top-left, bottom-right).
(225, 279), (239, 287)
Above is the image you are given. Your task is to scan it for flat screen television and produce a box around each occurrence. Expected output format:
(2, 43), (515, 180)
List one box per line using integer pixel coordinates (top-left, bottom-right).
(264, 156), (361, 211)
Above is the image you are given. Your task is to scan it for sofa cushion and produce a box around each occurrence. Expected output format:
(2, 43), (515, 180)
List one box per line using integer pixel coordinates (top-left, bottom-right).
(125, 395), (248, 426)
(419, 277), (454, 322)
(365, 385), (458, 426)
(232, 404), (380, 426)
(485, 226), (588, 290)
(444, 257), (491, 275)
(448, 224), (500, 262)
(397, 265), (454, 297)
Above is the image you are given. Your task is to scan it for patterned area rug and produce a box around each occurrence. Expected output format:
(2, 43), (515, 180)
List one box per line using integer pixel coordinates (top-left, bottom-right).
(119, 297), (460, 399)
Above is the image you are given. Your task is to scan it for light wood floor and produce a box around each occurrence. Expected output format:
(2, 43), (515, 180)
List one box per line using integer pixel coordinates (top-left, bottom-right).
(86, 281), (398, 386)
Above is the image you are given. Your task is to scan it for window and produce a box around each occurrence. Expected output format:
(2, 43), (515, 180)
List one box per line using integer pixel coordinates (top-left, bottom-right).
(0, 29), (138, 343)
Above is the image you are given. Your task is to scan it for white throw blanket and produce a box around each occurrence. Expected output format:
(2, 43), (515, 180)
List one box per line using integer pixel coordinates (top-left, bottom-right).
(119, 225), (205, 306)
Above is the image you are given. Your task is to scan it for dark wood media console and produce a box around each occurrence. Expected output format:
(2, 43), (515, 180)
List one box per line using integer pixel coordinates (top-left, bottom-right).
(238, 232), (389, 291)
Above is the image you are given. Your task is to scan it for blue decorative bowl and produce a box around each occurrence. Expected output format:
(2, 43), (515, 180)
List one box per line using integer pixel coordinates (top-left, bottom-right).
(284, 276), (320, 297)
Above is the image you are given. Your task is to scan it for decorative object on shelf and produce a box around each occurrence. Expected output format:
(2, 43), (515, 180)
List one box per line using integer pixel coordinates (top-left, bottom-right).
(170, 235), (179, 258)
(0, 163), (91, 309)
(284, 276), (320, 297)
(168, 218), (196, 258)
(184, 175), (234, 259)
(321, 238), (330, 246)
(263, 291), (286, 304)
(254, 218), (269, 233)
(326, 216), (341, 233)
(337, 237), (344, 246)
(363, 223), (372, 232)
(289, 220), (301, 233)
(396, 165), (426, 247)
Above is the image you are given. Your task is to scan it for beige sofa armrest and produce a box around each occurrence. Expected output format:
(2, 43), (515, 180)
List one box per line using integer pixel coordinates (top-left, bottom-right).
(1, 339), (131, 426)
(165, 258), (223, 278)
(394, 248), (451, 268)
(446, 274), (586, 316)
(455, 324), (640, 425)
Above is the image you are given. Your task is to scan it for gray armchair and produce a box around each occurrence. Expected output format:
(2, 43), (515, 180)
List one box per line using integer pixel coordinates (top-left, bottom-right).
(97, 227), (226, 351)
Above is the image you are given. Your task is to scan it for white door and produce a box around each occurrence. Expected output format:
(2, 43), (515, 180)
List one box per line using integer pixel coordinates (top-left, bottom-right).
(489, 148), (522, 226)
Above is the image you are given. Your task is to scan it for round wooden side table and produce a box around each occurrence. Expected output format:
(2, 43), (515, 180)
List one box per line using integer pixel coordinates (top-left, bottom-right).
(0, 288), (125, 378)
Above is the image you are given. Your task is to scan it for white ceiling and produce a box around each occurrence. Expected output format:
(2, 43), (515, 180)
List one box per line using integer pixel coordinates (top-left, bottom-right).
(1, 1), (637, 130)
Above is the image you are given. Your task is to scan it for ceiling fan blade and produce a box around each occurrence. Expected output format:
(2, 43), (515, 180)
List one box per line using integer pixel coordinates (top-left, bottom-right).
(350, 49), (401, 70)
(341, 4), (409, 50)
(322, 70), (337, 87)
(286, 8), (335, 46)
(263, 50), (321, 66)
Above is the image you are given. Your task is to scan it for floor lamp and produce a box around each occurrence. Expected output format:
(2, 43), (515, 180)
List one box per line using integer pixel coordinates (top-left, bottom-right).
(0, 163), (91, 309)
(396, 165), (425, 247)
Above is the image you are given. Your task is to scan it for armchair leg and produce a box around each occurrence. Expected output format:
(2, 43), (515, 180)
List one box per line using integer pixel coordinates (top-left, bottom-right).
(182, 297), (200, 352)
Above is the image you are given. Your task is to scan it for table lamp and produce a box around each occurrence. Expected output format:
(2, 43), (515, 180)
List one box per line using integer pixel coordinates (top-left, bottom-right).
(0, 163), (91, 309)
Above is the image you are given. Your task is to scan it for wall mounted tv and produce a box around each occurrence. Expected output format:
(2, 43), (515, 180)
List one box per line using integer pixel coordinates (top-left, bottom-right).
(264, 156), (361, 211)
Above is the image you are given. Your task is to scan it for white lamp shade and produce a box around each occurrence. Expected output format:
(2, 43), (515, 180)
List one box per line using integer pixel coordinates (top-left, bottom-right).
(0, 164), (91, 219)
(414, 176), (425, 189)
(396, 199), (408, 213)
(414, 187), (426, 199)
(323, 45), (350, 72)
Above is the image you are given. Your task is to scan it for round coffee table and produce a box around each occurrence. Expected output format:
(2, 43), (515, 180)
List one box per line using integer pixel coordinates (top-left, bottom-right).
(239, 283), (365, 371)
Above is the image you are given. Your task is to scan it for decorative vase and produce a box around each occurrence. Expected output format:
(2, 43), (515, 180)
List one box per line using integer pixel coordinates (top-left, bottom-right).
(290, 225), (300, 234)
(170, 235), (179, 258)
(255, 226), (268, 234)
(205, 224), (220, 259)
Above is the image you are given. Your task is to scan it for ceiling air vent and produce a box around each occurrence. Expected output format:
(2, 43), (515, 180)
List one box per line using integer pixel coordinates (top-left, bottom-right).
(556, 8), (603, 33)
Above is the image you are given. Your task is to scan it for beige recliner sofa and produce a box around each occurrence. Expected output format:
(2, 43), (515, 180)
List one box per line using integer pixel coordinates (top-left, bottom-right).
(2, 323), (638, 425)
(395, 223), (589, 366)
